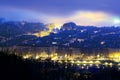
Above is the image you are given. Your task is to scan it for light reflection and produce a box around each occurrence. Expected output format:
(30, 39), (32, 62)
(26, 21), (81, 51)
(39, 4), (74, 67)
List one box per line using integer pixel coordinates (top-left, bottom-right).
(118, 67), (120, 70)
(109, 63), (113, 67)
(89, 64), (93, 67)
(118, 63), (120, 66)
(86, 66), (89, 69)
(96, 65), (100, 68)
(58, 60), (62, 63)
(81, 66), (84, 69)
(104, 62), (109, 66)
(83, 64), (87, 66)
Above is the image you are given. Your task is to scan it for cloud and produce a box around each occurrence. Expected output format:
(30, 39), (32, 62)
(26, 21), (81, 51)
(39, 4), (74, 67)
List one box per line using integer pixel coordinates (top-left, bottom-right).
(0, 6), (119, 27)
(0, 7), (47, 22)
(46, 11), (115, 27)
(0, 0), (120, 15)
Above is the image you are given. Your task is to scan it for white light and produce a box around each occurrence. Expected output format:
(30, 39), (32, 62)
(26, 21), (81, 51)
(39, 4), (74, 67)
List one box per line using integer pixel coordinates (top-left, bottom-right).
(113, 18), (120, 24)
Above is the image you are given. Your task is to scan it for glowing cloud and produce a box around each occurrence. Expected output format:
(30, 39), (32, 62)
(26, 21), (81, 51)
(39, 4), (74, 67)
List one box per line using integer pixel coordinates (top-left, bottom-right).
(0, 7), (119, 27)
(46, 11), (115, 27)
(113, 18), (120, 24)
(33, 23), (56, 37)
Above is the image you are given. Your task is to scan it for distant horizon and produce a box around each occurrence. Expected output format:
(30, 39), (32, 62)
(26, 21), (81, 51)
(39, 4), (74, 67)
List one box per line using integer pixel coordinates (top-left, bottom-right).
(0, 18), (120, 28)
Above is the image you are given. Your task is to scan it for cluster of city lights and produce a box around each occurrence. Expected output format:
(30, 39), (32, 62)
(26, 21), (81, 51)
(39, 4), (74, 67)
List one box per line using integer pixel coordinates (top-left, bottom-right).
(109, 52), (120, 62)
(22, 52), (120, 61)
(21, 51), (120, 69)
(33, 23), (57, 37)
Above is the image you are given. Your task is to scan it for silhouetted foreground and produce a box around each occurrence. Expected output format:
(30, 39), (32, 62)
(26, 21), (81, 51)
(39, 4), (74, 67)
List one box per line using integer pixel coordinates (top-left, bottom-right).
(0, 51), (120, 80)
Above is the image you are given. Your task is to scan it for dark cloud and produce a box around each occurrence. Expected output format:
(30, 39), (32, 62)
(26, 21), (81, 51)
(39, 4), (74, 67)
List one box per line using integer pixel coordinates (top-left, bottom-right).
(0, 0), (120, 15)
(0, 0), (120, 27)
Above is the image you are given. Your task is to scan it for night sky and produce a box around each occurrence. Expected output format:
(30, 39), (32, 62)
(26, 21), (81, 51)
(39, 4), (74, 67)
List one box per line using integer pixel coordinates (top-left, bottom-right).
(0, 0), (120, 27)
